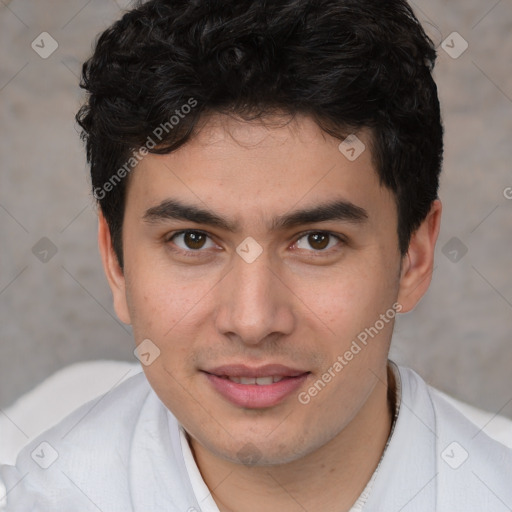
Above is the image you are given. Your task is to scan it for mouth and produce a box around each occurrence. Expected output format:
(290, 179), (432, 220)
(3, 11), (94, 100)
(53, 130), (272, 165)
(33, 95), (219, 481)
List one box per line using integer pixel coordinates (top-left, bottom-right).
(201, 364), (311, 408)
(215, 375), (290, 385)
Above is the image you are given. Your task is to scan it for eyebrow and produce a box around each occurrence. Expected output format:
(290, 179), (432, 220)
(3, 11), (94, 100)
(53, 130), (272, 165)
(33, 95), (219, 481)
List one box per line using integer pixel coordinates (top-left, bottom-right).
(143, 198), (368, 232)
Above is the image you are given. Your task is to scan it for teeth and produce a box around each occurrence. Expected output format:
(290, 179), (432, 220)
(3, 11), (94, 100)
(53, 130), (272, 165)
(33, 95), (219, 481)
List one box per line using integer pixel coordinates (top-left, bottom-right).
(255, 376), (273, 385)
(225, 376), (286, 385)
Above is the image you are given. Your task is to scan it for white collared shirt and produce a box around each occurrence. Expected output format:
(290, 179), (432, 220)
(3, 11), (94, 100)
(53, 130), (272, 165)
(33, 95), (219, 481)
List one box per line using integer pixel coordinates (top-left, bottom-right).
(1, 363), (511, 511)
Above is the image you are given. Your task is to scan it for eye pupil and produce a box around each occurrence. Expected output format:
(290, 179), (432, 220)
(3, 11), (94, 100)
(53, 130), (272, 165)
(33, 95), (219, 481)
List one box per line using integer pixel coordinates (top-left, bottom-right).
(184, 231), (206, 249)
(308, 233), (329, 250)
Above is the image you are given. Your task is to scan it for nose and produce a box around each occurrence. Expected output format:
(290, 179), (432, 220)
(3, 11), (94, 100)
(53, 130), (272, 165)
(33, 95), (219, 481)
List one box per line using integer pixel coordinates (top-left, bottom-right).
(214, 249), (295, 346)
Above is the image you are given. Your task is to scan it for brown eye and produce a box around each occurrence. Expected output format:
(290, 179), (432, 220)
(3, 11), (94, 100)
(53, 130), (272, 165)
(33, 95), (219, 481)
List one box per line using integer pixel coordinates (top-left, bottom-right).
(184, 231), (206, 249)
(171, 231), (214, 251)
(295, 232), (341, 252)
(307, 233), (329, 250)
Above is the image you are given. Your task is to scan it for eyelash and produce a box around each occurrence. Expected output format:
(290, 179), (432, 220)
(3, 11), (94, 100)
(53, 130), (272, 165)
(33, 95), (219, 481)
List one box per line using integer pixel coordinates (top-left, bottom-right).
(165, 230), (345, 257)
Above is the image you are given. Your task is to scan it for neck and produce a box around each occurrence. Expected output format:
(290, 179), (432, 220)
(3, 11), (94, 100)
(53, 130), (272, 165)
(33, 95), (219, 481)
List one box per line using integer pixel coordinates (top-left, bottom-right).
(189, 364), (395, 512)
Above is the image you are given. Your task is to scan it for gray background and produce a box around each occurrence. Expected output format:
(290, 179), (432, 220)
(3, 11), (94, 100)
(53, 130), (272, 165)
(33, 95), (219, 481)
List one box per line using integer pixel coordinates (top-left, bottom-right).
(1, 0), (511, 418)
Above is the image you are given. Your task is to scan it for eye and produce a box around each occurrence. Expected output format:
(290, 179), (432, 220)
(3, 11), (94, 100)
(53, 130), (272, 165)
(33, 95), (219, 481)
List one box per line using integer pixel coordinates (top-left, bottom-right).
(169, 230), (217, 251)
(294, 232), (342, 252)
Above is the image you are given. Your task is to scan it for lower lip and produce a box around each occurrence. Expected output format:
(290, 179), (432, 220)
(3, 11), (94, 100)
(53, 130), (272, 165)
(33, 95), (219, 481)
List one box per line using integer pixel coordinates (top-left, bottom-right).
(203, 372), (310, 409)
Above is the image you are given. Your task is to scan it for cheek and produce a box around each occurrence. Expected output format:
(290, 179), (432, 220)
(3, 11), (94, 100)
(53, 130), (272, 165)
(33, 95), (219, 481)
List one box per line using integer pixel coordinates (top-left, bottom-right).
(125, 272), (207, 408)
(289, 262), (397, 340)
(124, 264), (203, 345)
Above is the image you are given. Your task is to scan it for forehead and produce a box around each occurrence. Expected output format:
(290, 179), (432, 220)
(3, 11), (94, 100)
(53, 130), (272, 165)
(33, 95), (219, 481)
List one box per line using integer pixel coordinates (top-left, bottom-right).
(125, 113), (395, 229)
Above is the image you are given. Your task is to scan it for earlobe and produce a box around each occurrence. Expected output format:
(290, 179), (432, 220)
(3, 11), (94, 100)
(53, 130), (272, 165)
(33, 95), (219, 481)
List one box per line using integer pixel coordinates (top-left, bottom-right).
(97, 211), (132, 325)
(397, 199), (442, 313)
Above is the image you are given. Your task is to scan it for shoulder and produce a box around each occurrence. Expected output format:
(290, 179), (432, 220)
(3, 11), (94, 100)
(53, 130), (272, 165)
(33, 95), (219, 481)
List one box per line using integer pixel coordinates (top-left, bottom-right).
(399, 365), (511, 446)
(0, 372), (169, 511)
(398, 364), (512, 510)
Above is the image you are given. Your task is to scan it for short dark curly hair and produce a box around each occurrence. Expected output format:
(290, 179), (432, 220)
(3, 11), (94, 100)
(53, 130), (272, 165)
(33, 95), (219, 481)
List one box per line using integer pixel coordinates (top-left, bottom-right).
(76, 0), (443, 269)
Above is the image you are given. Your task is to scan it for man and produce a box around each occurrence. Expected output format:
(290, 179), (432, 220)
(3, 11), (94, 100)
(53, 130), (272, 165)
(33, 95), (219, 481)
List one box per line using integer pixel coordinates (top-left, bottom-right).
(1, 0), (511, 510)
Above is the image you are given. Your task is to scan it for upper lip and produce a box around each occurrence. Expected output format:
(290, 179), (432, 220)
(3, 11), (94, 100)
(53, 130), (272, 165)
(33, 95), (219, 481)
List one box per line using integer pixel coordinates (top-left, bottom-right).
(203, 364), (309, 378)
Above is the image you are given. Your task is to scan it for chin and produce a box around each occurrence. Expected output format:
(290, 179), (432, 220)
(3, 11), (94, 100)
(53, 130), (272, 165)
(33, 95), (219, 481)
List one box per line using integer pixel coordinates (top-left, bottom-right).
(199, 429), (321, 467)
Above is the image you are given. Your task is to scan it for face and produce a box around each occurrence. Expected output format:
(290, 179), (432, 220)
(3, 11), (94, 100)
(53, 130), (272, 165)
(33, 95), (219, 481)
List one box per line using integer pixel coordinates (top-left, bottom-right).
(101, 113), (438, 466)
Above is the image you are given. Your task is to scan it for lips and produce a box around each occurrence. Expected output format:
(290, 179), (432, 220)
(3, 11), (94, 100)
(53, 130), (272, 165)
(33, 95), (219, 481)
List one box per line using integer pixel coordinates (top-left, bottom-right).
(202, 364), (310, 408)
(204, 363), (308, 379)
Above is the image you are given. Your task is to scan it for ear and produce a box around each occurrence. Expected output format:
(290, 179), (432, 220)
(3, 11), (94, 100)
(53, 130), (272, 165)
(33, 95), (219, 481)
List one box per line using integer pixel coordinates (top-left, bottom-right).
(97, 211), (132, 325)
(397, 199), (442, 313)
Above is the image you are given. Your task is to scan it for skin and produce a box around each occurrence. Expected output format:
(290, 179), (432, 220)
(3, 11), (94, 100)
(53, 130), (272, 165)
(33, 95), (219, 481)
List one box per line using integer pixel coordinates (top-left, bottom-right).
(98, 113), (441, 512)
